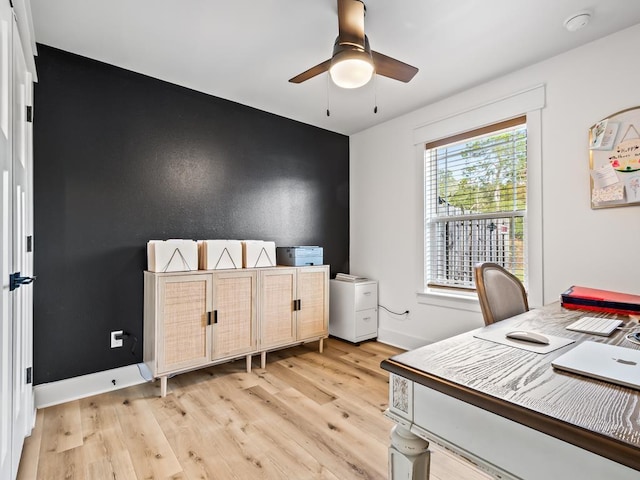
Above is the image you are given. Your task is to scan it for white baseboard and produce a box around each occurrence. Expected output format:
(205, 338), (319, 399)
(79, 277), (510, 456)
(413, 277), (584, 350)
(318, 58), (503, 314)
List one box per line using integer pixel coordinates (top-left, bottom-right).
(34, 363), (151, 409)
(377, 327), (432, 351)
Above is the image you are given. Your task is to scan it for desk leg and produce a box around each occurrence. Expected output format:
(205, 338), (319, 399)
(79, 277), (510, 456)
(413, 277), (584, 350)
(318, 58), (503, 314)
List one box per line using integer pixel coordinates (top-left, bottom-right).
(389, 425), (430, 479)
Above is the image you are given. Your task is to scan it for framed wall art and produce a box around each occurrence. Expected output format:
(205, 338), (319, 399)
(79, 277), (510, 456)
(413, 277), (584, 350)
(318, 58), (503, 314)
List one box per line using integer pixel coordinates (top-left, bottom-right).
(589, 106), (640, 209)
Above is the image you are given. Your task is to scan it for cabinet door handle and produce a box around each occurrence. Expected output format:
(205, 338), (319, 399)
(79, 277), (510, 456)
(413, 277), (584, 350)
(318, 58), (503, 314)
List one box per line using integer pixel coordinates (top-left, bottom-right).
(206, 311), (218, 325)
(297, 299), (302, 311)
(363, 292), (371, 296)
(362, 317), (371, 321)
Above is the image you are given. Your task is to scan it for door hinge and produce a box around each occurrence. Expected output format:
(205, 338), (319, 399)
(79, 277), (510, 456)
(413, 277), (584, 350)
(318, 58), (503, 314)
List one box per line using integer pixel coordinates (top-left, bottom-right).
(26, 367), (32, 384)
(26, 105), (33, 123)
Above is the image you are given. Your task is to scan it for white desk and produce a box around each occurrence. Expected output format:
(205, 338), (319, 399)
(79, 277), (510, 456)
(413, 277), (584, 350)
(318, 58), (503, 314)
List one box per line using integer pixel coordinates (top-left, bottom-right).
(381, 303), (640, 479)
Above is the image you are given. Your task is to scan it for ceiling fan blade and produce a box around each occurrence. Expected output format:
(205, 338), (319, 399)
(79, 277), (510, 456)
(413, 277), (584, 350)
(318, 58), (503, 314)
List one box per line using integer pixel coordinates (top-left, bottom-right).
(289, 59), (332, 84)
(372, 51), (419, 83)
(337, 0), (365, 47)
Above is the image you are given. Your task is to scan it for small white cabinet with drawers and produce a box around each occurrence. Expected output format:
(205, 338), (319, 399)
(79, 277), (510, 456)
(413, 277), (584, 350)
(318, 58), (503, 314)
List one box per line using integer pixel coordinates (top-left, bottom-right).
(329, 279), (378, 343)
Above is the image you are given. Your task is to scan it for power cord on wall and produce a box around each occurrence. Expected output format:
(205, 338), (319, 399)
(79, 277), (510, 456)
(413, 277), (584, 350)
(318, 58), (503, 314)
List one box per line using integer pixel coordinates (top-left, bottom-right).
(115, 331), (139, 355)
(110, 332), (139, 387)
(378, 304), (409, 317)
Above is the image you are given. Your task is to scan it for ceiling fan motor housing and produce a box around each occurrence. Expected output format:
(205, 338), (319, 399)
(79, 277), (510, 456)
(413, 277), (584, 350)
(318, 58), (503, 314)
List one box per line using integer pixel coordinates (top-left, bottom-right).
(331, 35), (373, 65)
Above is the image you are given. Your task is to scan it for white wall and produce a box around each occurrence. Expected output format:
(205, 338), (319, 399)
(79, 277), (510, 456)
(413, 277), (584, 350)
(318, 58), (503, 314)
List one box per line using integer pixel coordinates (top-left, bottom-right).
(350, 24), (640, 350)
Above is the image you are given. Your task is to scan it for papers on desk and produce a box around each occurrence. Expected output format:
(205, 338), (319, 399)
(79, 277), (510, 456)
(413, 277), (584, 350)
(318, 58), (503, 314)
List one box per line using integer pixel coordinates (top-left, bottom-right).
(474, 328), (574, 354)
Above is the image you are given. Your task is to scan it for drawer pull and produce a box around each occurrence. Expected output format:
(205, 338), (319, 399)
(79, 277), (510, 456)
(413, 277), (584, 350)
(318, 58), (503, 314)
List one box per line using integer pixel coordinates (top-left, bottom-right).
(207, 311), (218, 325)
(363, 292), (372, 296)
(362, 317), (371, 321)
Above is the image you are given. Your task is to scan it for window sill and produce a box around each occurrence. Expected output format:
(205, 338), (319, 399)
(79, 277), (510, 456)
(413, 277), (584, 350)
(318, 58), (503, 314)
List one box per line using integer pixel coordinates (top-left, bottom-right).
(416, 288), (482, 313)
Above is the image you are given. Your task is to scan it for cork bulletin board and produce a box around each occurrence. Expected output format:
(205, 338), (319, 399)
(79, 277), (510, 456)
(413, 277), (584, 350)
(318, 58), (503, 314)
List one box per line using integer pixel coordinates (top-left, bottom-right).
(589, 106), (640, 209)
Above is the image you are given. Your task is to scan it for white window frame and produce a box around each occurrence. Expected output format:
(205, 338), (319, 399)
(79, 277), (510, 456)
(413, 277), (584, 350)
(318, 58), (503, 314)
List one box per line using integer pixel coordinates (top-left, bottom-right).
(413, 85), (545, 310)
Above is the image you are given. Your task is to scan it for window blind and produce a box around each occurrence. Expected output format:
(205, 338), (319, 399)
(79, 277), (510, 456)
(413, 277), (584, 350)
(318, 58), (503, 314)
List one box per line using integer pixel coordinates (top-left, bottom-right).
(424, 117), (527, 289)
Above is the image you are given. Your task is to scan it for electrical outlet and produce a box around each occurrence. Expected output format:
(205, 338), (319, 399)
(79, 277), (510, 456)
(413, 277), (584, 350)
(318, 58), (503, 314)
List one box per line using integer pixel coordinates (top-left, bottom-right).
(111, 330), (123, 348)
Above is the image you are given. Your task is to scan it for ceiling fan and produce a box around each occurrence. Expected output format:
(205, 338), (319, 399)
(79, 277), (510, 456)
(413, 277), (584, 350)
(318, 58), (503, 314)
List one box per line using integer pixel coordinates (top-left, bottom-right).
(289, 0), (419, 89)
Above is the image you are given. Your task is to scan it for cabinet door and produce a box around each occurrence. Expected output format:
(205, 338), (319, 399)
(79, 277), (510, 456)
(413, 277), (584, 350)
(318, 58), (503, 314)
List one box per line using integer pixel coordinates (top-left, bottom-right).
(157, 274), (212, 374)
(212, 270), (257, 360)
(260, 268), (296, 349)
(297, 266), (329, 340)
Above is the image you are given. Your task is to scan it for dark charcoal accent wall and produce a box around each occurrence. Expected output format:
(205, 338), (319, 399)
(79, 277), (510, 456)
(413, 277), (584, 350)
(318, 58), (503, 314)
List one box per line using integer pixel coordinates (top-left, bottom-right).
(33, 45), (349, 385)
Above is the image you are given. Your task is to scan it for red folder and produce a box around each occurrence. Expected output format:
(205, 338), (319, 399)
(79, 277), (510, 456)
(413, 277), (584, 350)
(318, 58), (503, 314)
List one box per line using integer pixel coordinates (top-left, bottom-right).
(561, 286), (640, 315)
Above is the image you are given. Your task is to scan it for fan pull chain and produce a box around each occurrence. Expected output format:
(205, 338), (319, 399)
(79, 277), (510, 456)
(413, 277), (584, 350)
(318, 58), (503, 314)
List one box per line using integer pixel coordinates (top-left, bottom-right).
(326, 74), (331, 117)
(373, 75), (378, 114)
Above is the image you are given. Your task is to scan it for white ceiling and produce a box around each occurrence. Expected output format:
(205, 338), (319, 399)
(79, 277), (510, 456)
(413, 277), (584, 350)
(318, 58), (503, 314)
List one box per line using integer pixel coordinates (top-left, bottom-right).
(29, 0), (640, 135)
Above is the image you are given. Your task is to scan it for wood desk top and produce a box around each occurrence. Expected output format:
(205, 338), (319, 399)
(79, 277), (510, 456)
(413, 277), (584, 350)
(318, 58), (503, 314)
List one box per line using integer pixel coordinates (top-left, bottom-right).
(381, 303), (640, 472)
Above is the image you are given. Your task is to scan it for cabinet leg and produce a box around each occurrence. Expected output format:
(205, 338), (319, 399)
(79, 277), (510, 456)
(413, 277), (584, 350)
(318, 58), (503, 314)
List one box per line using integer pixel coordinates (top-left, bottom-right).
(319, 337), (324, 353)
(246, 354), (252, 373)
(160, 376), (168, 398)
(389, 425), (430, 479)
(261, 351), (266, 369)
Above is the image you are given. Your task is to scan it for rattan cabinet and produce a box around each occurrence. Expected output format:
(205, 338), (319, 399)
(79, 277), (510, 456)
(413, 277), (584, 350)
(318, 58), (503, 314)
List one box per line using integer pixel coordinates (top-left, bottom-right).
(259, 268), (297, 349)
(210, 269), (257, 361)
(258, 266), (329, 367)
(146, 273), (212, 378)
(144, 265), (328, 396)
(296, 266), (330, 341)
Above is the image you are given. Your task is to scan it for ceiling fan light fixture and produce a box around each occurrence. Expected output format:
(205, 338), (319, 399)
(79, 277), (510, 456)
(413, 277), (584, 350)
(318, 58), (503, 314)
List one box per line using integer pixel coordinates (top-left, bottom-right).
(329, 49), (374, 89)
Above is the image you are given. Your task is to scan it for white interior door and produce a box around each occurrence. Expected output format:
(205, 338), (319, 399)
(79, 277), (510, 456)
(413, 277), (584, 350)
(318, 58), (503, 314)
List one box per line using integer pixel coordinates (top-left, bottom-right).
(10, 16), (34, 477)
(0, 1), (14, 478)
(0, 2), (34, 477)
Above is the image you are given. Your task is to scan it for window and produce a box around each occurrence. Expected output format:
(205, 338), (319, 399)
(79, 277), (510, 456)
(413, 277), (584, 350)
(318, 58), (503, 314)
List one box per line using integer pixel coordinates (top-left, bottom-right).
(424, 117), (527, 291)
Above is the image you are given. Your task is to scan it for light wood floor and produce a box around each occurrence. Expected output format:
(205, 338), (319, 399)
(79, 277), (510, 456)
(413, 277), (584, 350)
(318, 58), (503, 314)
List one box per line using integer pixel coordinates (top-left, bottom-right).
(17, 339), (490, 480)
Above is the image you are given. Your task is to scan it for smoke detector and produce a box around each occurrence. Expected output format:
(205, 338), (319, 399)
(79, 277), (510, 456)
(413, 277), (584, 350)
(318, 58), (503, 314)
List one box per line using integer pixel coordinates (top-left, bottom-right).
(564, 11), (592, 32)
